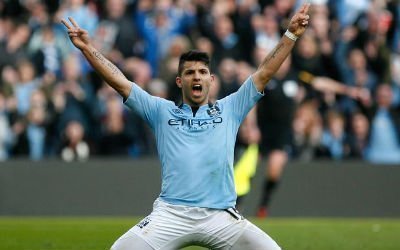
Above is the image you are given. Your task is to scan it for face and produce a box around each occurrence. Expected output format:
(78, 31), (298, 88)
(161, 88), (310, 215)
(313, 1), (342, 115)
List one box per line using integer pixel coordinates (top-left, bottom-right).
(176, 61), (214, 107)
(376, 84), (392, 108)
(352, 113), (369, 138)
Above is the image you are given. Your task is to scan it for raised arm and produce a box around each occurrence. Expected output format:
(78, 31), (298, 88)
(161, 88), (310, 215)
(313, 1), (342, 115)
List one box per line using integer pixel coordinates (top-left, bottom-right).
(252, 3), (310, 92)
(61, 17), (132, 99)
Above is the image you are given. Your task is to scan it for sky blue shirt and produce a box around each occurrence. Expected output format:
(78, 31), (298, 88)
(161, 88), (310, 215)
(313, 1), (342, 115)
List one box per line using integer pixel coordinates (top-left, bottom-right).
(124, 76), (263, 209)
(366, 109), (400, 164)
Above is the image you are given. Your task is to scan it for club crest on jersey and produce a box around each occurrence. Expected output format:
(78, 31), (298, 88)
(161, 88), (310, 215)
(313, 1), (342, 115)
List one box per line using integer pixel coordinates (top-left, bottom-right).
(207, 105), (221, 117)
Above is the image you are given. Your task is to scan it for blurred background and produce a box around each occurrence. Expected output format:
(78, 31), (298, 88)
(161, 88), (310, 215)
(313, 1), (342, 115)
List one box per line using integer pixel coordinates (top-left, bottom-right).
(0, 0), (399, 217)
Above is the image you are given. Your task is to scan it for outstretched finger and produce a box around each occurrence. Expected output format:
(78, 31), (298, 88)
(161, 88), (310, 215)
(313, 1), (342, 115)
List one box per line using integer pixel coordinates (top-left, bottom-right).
(61, 19), (72, 30)
(299, 2), (310, 14)
(68, 17), (80, 29)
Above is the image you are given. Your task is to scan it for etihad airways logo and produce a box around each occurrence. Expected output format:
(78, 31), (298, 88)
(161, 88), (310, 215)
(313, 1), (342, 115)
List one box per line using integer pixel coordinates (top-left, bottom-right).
(168, 117), (223, 130)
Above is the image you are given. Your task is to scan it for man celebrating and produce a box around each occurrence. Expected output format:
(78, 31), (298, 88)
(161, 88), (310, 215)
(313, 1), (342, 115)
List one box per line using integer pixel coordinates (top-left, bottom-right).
(62, 3), (310, 249)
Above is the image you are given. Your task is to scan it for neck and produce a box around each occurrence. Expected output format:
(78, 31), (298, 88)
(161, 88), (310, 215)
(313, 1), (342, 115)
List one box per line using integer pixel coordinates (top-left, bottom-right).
(182, 98), (208, 108)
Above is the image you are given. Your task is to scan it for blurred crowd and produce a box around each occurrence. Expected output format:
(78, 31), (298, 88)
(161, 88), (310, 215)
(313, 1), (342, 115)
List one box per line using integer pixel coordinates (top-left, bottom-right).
(0, 0), (399, 163)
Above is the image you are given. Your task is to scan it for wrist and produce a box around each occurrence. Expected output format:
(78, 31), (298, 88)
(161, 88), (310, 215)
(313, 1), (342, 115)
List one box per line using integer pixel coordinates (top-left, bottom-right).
(81, 44), (97, 56)
(80, 44), (91, 52)
(284, 30), (298, 41)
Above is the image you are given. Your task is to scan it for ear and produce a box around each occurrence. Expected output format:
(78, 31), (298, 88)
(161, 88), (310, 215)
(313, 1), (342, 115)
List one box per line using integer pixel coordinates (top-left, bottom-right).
(176, 76), (182, 88)
(210, 74), (215, 83)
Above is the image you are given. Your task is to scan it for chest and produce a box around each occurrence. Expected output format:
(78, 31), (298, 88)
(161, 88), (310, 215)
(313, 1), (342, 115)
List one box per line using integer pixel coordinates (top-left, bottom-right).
(161, 106), (226, 134)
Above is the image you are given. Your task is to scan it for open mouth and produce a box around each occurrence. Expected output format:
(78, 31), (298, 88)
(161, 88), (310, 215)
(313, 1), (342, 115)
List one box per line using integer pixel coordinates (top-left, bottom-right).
(192, 84), (203, 96)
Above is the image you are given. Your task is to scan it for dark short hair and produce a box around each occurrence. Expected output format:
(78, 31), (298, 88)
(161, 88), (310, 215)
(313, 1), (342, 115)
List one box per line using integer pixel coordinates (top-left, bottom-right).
(178, 50), (210, 76)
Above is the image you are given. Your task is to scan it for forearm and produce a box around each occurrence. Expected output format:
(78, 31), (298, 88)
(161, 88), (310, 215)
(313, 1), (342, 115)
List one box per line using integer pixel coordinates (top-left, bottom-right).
(253, 36), (295, 91)
(81, 45), (131, 98)
(311, 77), (349, 95)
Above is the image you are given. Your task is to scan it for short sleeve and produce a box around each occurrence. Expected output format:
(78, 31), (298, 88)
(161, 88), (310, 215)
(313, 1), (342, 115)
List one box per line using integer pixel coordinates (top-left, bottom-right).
(221, 76), (264, 123)
(124, 82), (163, 127)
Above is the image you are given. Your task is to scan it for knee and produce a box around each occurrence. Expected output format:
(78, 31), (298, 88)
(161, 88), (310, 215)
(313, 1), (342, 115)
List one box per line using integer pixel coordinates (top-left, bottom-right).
(273, 245), (282, 250)
(110, 234), (154, 250)
(110, 238), (130, 250)
(110, 241), (121, 250)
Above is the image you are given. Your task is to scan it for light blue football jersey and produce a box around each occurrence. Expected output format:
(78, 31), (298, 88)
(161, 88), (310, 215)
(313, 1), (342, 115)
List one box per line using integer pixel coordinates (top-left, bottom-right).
(124, 76), (263, 209)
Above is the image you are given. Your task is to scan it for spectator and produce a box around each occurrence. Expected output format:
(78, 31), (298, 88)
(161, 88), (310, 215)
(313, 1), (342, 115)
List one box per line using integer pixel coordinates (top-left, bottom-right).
(252, 8), (280, 53)
(94, 0), (144, 59)
(331, 0), (370, 28)
(292, 100), (323, 161)
(159, 35), (192, 103)
(210, 15), (244, 65)
(28, 23), (70, 77)
(26, 89), (48, 160)
(364, 84), (400, 164)
(24, 0), (51, 31)
(0, 65), (19, 101)
(135, 0), (196, 75)
(217, 58), (240, 97)
(308, 3), (337, 77)
(159, 35), (191, 83)
(14, 59), (40, 116)
(147, 78), (168, 99)
(119, 58), (156, 156)
(390, 52), (400, 107)
(0, 20), (31, 71)
(194, 36), (217, 71)
(121, 57), (152, 89)
(292, 31), (329, 80)
(55, 54), (97, 137)
(57, 0), (99, 36)
(317, 110), (349, 160)
(335, 43), (377, 114)
(232, 0), (258, 63)
(265, 0), (297, 33)
(348, 111), (369, 158)
(236, 61), (257, 84)
(60, 120), (90, 162)
(0, 93), (14, 161)
(99, 93), (134, 156)
(351, 5), (392, 83)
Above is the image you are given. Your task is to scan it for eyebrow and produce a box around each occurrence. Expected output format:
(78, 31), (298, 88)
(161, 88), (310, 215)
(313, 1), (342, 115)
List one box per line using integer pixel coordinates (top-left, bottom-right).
(183, 67), (209, 73)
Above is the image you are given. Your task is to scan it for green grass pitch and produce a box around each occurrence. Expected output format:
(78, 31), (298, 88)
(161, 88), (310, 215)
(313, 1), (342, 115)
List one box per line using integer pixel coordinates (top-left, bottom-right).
(1, 217), (399, 250)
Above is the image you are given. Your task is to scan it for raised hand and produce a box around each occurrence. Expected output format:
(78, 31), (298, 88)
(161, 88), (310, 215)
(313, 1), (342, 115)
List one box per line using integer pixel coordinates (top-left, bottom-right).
(288, 3), (310, 37)
(61, 17), (91, 50)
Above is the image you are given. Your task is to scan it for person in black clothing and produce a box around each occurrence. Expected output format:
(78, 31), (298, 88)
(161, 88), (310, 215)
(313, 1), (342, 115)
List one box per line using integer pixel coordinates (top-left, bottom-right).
(256, 55), (299, 218)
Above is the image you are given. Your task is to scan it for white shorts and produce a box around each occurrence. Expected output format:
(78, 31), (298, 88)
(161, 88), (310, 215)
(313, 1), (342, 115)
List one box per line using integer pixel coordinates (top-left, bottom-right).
(111, 199), (281, 250)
